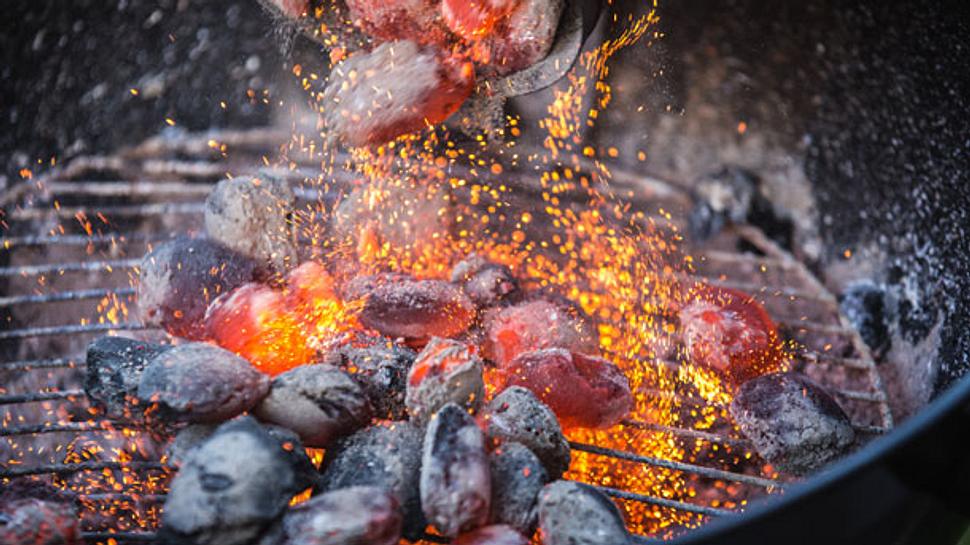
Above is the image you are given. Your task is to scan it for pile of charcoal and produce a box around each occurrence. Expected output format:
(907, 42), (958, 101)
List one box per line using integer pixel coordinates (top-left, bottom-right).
(77, 173), (860, 545)
(78, 174), (641, 545)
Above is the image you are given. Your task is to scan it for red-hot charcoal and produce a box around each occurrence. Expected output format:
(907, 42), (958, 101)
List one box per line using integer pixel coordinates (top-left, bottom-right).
(322, 40), (475, 147)
(442, 0), (520, 40)
(454, 525), (529, 545)
(679, 284), (786, 385)
(205, 283), (314, 375)
(285, 261), (341, 317)
(500, 348), (632, 430)
(268, 0), (308, 18)
(406, 337), (485, 421)
(358, 276), (476, 341)
(345, 0), (451, 47)
(483, 298), (597, 367)
(471, 0), (563, 77)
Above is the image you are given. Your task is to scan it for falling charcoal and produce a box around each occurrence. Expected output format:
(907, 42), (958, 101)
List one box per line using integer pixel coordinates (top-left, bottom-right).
(442, 0), (519, 40)
(165, 423), (217, 468)
(137, 343), (270, 423)
(500, 349), (633, 430)
(483, 386), (570, 479)
(730, 372), (856, 475)
(158, 416), (315, 545)
(323, 334), (416, 420)
(421, 403), (491, 537)
(537, 481), (631, 545)
(253, 365), (372, 448)
(205, 174), (298, 276)
(679, 284), (785, 385)
(358, 276), (476, 341)
(276, 486), (402, 545)
(137, 236), (256, 340)
(451, 254), (521, 308)
(321, 40), (475, 147)
(489, 442), (547, 535)
(84, 336), (170, 420)
(345, 0), (451, 47)
(474, 0), (565, 77)
(319, 422), (425, 539)
(483, 298), (597, 367)
(0, 481), (80, 545)
(406, 337), (485, 422)
(454, 525), (529, 545)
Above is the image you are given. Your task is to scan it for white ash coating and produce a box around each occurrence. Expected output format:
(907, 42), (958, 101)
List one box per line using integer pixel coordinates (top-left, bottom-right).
(137, 342), (270, 423)
(84, 336), (170, 420)
(253, 364), (372, 448)
(537, 481), (631, 545)
(729, 372), (856, 475)
(323, 335), (416, 420)
(204, 174), (297, 275)
(278, 486), (402, 545)
(359, 277), (476, 341)
(483, 386), (570, 479)
(420, 403), (491, 537)
(479, 0), (564, 77)
(159, 417), (312, 545)
(319, 422), (425, 540)
(488, 442), (547, 535)
(405, 337), (485, 423)
(165, 423), (217, 469)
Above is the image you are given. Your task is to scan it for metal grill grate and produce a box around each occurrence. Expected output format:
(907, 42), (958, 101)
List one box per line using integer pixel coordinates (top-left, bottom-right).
(0, 129), (893, 544)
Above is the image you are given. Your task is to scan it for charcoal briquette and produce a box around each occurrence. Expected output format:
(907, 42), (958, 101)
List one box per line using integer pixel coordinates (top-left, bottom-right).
(406, 337), (485, 423)
(489, 442), (547, 535)
(277, 486), (401, 545)
(537, 481), (631, 545)
(358, 276), (475, 341)
(253, 365), (372, 448)
(730, 372), (856, 475)
(323, 334), (416, 420)
(454, 524), (529, 545)
(137, 343), (270, 423)
(137, 236), (256, 340)
(483, 386), (570, 479)
(84, 336), (170, 420)
(420, 403), (491, 537)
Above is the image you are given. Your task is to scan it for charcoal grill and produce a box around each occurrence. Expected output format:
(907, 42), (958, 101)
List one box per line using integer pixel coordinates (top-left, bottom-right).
(0, 128), (895, 544)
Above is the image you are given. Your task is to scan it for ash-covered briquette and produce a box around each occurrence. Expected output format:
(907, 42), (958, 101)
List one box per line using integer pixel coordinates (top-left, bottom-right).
(165, 423), (217, 468)
(253, 365), (372, 448)
(730, 372), (856, 475)
(319, 422), (425, 539)
(323, 334), (416, 420)
(84, 336), (170, 420)
(345, 0), (450, 47)
(0, 481), (80, 545)
(453, 524), (529, 545)
(537, 481), (632, 545)
(275, 486), (402, 545)
(483, 298), (597, 367)
(158, 417), (315, 545)
(137, 236), (256, 340)
(451, 254), (521, 309)
(406, 337), (485, 423)
(483, 386), (570, 479)
(488, 442), (547, 535)
(358, 275), (476, 341)
(205, 174), (297, 276)
(501, 349), (633, 430)
(321, 40), (474, 147)
(137, 343), (270, 423)
(420, 403), (491, 537)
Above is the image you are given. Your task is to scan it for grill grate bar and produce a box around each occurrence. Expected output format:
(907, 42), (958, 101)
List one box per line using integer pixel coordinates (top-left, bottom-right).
(0, 322), (150, 340)
(0, 461), (167, 479)
(0, 287), (135, 308)
(594, 483), (734, 518)
(0, 390), (85, 405)
(0, 258), (139, 277)
(570, 442), (782, 489)
(0, 357), (79, 371)
(1, 233), (168, 248)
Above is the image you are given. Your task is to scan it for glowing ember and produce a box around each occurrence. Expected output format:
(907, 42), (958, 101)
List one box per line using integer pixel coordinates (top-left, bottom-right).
(498, 348), (633, 429)
(483, 299), (598, 367)
(442, 0), (520, 39)
(679, 284), (785, 386)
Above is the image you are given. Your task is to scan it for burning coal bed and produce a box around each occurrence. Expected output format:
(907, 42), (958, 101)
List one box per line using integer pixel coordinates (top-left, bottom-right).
(1, 172), (862, 545)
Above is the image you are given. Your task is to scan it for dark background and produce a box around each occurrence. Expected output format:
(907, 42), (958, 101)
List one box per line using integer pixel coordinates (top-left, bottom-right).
(2, 0), (969, 389)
